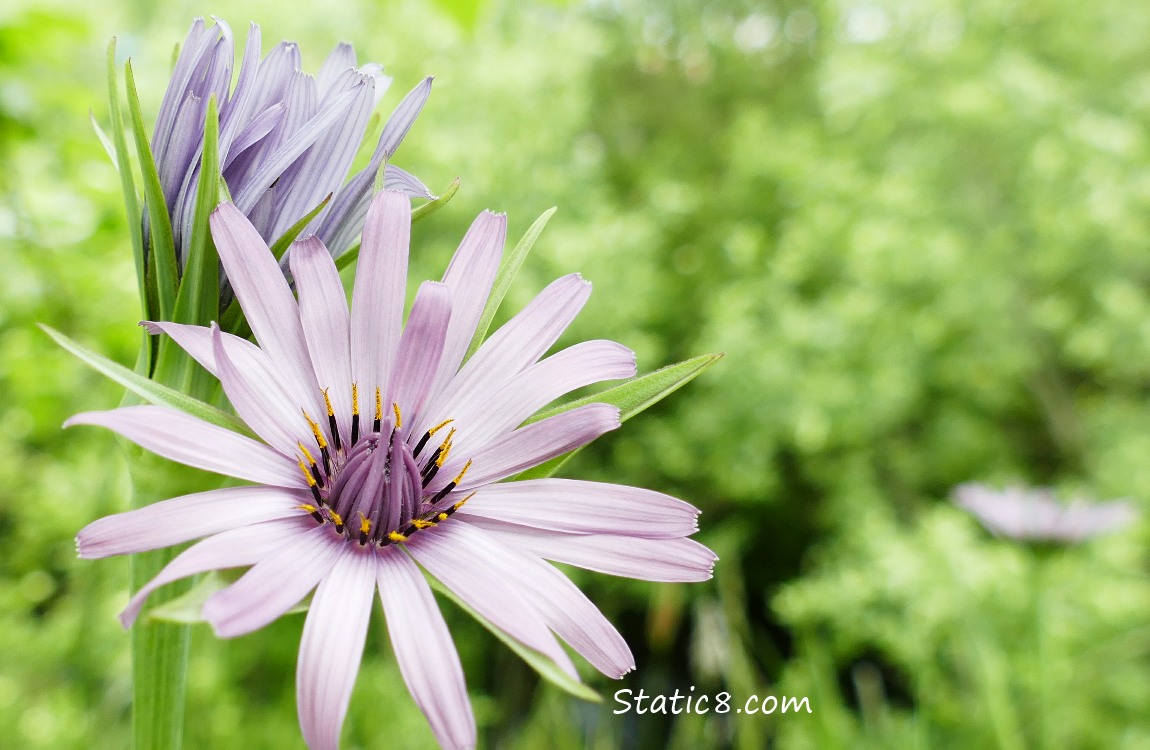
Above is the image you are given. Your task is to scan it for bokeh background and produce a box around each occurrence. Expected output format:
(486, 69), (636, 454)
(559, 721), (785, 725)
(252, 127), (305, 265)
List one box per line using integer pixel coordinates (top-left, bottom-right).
(4, 0), (1150, 747)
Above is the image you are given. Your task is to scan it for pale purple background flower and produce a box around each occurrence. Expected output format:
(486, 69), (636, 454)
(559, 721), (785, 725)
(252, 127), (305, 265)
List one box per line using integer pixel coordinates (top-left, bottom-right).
(152, 17), (433, 266)
(71, 191), (716, 749)
(953, 483), (1139, 543)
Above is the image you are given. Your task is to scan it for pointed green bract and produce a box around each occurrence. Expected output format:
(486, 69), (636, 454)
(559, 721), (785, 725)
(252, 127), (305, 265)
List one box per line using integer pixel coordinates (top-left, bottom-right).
(42, 325), (255, 439)
(426, 575), (603, 703)
(90, 111), (117, 166)
(463, 207), (557, 362)
(514, 353), (724, 480)
(335, 178), (461, 270)
(171, 96), (220, 328)
(125, 60), (179, 321)
(147, 571), (308, 623)
(269, 193), (333, 262)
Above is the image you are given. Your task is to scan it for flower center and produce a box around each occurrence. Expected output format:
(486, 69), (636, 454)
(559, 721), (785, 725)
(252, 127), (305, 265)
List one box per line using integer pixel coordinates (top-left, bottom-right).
(295, 386), (473, 547)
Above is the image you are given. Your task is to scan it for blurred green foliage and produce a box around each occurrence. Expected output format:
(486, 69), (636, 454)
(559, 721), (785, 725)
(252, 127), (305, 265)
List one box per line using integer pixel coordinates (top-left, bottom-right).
(3, 0), (1150, 747)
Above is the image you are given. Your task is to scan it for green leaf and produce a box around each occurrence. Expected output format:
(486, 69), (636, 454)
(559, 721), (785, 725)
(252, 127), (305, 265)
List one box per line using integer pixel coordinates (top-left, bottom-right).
(335, 178), (461, 271)
(147, 571), (308, 624)
(426, 575), (602, 703)
(268, 193), (332, 262)
(106, 40), (149, 338)
(463, 207), (557, 362)
(514, 353), (724, 480)
(42, 325), (255, 439)
(89, 110), (116, 165)
(125, 59), (179, 320)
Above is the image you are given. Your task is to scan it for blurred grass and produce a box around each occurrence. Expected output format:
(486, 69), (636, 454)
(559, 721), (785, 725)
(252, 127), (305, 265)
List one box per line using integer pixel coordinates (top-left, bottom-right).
(3, 0), (1150, 747)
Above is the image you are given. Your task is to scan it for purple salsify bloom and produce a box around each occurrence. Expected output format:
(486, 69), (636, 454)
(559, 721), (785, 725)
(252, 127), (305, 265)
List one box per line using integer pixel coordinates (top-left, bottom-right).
(953, 483), (1139, 543)
(70, 191), (716, 749)
(152, 17), (434, 267)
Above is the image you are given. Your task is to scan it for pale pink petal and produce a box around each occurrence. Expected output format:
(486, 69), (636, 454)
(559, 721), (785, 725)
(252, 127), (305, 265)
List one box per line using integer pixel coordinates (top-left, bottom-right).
(297, 548), (376, 750)
(389, 281), (451, 420)
(210, 203), (326, 424)
(463, 521), (717, 582)
(434, 403), (620, 492)
(423, 211), (506, 409)
(456, 478), (698, 539)
(405, 523), (578, 679)
(350, 190), (409, 401)
(421, 273), (588, 436)
(453, 520), (633, 678)
(77, 486), (308, 559)
(290, 236), (353, 444)
(377, 547), (475, 750)
(212, 324), (308, 454)
(451, 340), (634, 455)
(120, 517), (310, 628)
(65, 406), (304, 488)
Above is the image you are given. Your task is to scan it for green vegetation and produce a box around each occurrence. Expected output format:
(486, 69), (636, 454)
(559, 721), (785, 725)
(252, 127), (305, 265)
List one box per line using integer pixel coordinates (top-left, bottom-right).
(2, 0), (1149, 746)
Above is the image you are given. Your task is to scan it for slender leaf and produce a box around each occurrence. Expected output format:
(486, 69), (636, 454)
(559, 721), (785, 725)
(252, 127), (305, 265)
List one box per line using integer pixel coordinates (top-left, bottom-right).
(106, 40), (150, 334)
(42, 325), (255, 439)
(514, 353), (724, 480)
(89, 110), (116, 166)
(125, 60), (179, 319)
(172, 96), (220, 327)
(464, 206), (557, 362)
(269, 193), (332, 262)
(426, 575), (602, 703)
(335, 178), (461, 271)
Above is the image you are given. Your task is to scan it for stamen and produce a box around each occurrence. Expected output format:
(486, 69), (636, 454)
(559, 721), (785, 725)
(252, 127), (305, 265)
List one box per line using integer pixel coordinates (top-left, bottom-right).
(428, 459), (474, 505)
(387, 530), (408, 543)
(413, 419), (453, 458)
(351, 383), (360, 445)
(438, 491), (476, 520)
(411, 518), (437, 529)
(322, 388), (341, 451)
(392, 402), (402, 429)
(373, 387), (382, 433)
(436, 428), (456, 467)
(298, 442), (324, 488)
(357, 512), (371, 545)
(298, 503), (325, 524)
(302, 410), (332, 475)
(328, 509), (345, 534)
(297, 460), (324, 505)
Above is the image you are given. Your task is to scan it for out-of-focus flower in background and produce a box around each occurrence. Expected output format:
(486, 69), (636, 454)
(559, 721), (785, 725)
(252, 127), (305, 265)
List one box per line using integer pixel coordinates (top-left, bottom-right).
(69, 191), (716, 749)
(151, 17), (433, 268)
(952, 483), (1139, 544)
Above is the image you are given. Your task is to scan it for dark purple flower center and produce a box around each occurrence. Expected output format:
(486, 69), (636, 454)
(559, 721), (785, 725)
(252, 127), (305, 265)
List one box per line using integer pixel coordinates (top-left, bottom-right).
(295, 391), (472, 547)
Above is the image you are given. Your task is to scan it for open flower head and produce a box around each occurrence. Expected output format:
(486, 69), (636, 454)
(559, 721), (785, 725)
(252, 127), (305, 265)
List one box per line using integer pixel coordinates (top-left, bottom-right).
(71, 191), (716, 749)
(953, 483), (1139, 544)
(151, 17), (433, 266)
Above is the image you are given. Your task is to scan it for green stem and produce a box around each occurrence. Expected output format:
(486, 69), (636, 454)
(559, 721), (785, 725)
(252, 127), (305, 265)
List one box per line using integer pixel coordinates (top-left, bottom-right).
(126, 450), (217, 750)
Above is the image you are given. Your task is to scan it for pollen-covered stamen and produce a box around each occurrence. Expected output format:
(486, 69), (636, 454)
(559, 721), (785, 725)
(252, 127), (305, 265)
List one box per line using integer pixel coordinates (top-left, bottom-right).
(297, 460), (324, 505)
(350, 383), (361, 445)
(298, 503), (326, 524)
(357, 512), (371, 546)
(420, 427), (455, 487)
(413, 418), (453, 459)
(302, 410), (332, 475)
(428, 459), (472, 505)
(322, 388), (341, 451)
(373, 387), (382, 433)
(298, 442), (325, 488)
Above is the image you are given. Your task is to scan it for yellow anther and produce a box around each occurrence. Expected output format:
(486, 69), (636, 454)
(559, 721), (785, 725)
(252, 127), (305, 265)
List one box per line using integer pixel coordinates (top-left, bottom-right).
(328, 510), (344, 527)
(388, 531), (408, 543)
(428, 419), (454, 436)
(298, 503), (318, 513)
(374, 387), (382, 422)
(298, 459), (317, 487)
(411, 518), (437, 529)
(358, 512), (372, 535)
(351, 383), (360, 416)
(322, 388), (335, 417)
(298, 442), (317, 466)
(302, 410), (328, 448)
(392, 402), (402, 429)
(454, 491), (476, 511)
(435, 428), (456, 467)
(452, 459), (473, 485)
(436, 512), (448, 522)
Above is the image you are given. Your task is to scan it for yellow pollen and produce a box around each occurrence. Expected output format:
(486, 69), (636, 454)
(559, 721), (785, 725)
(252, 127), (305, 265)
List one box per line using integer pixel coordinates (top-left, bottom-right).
(297, 459), (317, 487)
(436, 512), (448, 522)
(392, 402), (402, 428)
(454, 491), (476, 511)
(388, 531), (408, 543)
(302, 410), (328, 448)
(351, 383), (360, 416)
(436, 428), (456, 467)
(411, 518), (437, 529)
(358, 512), (372, 535)
(452, 459), (473, 485)
(328, 510), (344, 526)
(428, 419), (453, 436)
(322, 388), (335, 417)
(298, 442), (316, 466)
(375, 387), (382, 422)
(298, 503), (318, 513)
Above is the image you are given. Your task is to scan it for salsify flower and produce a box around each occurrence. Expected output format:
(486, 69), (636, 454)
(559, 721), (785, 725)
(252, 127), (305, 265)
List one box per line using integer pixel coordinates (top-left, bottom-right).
(151, 17), (433, 266)
(953, 483), (1138, 544)
(69, 190), (716, 749)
